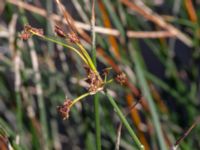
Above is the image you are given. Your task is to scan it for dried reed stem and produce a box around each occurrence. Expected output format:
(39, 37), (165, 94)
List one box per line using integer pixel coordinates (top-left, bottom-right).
(7, 0), (175, 39)
(121, 0), (193, 46)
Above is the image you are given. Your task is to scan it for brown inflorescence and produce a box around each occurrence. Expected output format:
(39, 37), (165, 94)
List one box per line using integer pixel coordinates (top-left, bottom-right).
(101, 67), (112, 78)
(84, 66), (104, 95)
(54, 25), (67, 38)
(57, 99), (72, 120)
(54, 25), (80, 43)
(67, 32), (80, 43)
(20, 24), (44, 40)
(115, 72), (128, 86)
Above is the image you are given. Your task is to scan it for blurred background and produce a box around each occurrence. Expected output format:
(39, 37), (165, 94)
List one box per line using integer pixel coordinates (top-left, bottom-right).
(0, 0), (200, 149)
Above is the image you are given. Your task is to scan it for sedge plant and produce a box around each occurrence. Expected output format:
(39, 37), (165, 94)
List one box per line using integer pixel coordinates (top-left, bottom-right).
(19, 24), (144, 149)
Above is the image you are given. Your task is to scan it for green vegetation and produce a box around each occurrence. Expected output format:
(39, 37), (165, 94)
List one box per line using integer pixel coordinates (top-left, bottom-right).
(0, 0), (200, 149)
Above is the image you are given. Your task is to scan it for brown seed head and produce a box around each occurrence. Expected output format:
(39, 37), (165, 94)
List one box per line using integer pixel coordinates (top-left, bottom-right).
(84, 66), (104, 94)
(115, 72), (128, 85)
(19, 24), (44, 40)
(101, 67), (112, 77)
(57, 99), (72, 120)
(19, 32), (32, 40)
(54, 25), (66, 38)
(19, 25), (32, 40)
(67, 32), (80, 43)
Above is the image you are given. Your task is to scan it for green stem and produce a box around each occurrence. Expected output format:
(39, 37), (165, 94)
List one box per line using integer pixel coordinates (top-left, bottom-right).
(29, 41), (49, 149)
(105, 79), (114, 84)
(14, 50), (23, 139)
(129, 42), (167, 150)
(91, 1), (101, 150)
(105, 92), (144, 150)
(94, 93), (101, 150)
(46, 0), (54, 56)
(16, 91), (23, 136)
(37, 94), (49, 149)
(77, 43), (97, 72)
(70, 92), (90, 107)
(32, 33), (89, 66)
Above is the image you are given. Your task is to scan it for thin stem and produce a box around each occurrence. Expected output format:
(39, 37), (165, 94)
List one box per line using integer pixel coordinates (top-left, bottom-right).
(91, 1), (101, 150)
(30, 30), (97, 73)
(70, 92), (90, 107)
(46, 0), (54, 56)
(76, 43), (97, 72)
(16, 92), (23, 132)
(14, 49), (23, 138)
(76, 43), (93, 69)
(31, 33), (89, 66)
(105, 79), (114, 84)
(91, 5), (96, 66)
(105, 92), (144, 150)
(29, 40), (49, 150)
(129, 42), (167, 150)
(174, 121), (197, 148)
(94, 93), (101, 150)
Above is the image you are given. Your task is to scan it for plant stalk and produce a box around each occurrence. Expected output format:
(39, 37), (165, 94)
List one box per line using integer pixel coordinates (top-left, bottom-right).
(91, 1), (101, 150)
(129, 42), (167, 150)
(106, 92), (144, 150)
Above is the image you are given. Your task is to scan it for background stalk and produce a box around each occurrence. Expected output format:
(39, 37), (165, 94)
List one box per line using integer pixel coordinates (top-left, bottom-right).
(106, 92), (144, 150)
(18, 4), (49, 149)
(128, 42), (167, 150)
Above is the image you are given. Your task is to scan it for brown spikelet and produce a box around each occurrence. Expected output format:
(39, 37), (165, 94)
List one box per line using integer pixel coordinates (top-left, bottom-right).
(19, 32), (32, 40)
(19, 25), (32, 40)
(54, 25), (66, 38)
(67, 32), (80, 43)
(19, 24), (43, 40)
(115, 72), (128, 86)
(57, 99), (72, 120)
(84, 66), (104, 94)
(31, 27), (43, 36)
(101, 67), (112, 78)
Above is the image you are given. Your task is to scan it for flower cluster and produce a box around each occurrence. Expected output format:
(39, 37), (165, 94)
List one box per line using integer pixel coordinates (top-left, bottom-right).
(57, 99), (72, 120)
(54, 25), (80, 43)
(115, 72), (128, 85)
(20, 24), (127, 120)
(84, 66), (104, 95)
(20, 24), (43, 40)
